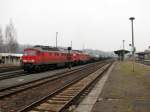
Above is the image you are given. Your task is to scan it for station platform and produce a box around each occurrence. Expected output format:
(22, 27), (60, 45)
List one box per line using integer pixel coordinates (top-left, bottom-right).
(91, 61), (150, 112)
(75, 61), (150, 112)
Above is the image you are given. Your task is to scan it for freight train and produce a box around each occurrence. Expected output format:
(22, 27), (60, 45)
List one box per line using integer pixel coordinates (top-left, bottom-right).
(22, 45), (93, 72)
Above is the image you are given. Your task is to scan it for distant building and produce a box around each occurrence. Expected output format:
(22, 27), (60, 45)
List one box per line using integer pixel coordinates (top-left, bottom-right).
(0, 53), (23, 65)
(136, 47), (150, 67)
(144, 49), (150, 60)
(136, 52), (145, 61)
(136, 47), (150, 60)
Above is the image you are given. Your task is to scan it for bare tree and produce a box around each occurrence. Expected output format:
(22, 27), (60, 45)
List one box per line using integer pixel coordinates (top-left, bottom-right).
(0, 27), (3, 53)
(5, 20), (18, 53)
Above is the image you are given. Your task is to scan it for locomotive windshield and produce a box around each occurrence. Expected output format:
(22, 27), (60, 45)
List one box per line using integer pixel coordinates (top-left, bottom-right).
(24, 50), (37, 56)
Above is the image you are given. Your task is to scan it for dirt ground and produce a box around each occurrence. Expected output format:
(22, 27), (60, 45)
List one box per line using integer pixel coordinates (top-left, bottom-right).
(0, 64), (20, 67)
(91, 61), (150, 112)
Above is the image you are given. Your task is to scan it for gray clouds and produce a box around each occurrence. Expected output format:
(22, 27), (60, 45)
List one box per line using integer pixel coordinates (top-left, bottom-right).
(0, 0), (149, 51)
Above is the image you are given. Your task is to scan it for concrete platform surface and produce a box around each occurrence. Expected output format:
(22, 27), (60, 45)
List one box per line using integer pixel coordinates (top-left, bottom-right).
(91, 61), (150, 112)
(74, 62), (115, 112)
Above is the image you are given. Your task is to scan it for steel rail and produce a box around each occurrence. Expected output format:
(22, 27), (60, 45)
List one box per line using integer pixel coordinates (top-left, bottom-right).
(0, 70), (26, 80)
(0, 66), (21, 73)
(0, 62), (104, 99)
(18, 62), (112, 112)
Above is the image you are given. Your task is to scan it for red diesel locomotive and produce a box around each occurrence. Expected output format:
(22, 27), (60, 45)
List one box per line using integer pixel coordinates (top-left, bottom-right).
(22, 45), (91, 72)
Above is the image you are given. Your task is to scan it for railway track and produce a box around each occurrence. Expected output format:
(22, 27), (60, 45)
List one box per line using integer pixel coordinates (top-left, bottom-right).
(0, 63), (90, 81)
(0, 62), (95, 81)
(19, 63), (112, 112)
(0, 70), (26, 80)
(0, 61), (112, 112)
(0, 62), (104, 98)
(0, 66), (21, 73)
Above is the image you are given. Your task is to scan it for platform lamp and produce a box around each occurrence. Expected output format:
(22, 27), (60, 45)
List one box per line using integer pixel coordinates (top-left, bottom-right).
(129, 17), (135, 72)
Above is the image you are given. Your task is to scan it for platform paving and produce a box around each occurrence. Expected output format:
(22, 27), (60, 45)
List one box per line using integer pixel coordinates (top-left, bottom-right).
(91, 61), (150, 112)
(74, 62), (115, 112)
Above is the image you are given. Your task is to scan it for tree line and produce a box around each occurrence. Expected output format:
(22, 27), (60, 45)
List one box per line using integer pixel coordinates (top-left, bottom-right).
(0, 20), (18, 53)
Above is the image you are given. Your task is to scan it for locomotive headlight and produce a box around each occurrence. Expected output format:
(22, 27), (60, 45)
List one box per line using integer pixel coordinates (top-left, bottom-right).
(30, 59), (35, 62)
(23, 60), (27, 62)
(22, 59), (35, 63)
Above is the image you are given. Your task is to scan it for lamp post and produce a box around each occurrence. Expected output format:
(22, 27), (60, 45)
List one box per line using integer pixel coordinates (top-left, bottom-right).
(56, 32), (58, 48)
(129, 17), (135, 72)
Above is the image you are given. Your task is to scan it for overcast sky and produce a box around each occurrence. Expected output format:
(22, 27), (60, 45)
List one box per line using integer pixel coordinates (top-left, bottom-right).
(0, 0), (149, 51)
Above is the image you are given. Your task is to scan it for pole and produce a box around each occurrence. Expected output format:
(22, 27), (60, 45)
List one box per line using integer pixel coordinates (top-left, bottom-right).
(56, 32), (58, 48)
(123, 40), (125, 50)
(83, 44), (85, 51)
(131, 22), (134, 55)
(129, 17), (135, 72)
(71, 41), (72, 48)
(67, 47), (72, 69)
(123, 40), (125, 61)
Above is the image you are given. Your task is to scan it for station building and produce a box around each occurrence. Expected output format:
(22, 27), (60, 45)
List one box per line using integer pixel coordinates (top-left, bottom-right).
(136, 47), (150, 65)
(0, 53), (23, 65)
(137, 49), (150, 60)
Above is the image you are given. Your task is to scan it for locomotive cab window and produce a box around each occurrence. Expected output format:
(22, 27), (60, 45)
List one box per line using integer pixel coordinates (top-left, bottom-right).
(55, 53), (59, 56)
(24, 50), (37, 56)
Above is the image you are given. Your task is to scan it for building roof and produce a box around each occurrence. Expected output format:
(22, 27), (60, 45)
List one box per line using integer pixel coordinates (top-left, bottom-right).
(114, 49), (130, 55)
(34, 45), (60, 51)
(136, 51), (150, 55)
(136, 52), (145, 55)
(0, 53), (23, 57)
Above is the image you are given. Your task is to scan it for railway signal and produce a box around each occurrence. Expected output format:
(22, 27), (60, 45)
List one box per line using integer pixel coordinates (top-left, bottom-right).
(68, 47), (72, 69)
